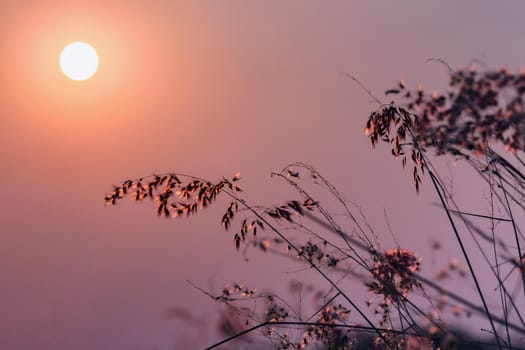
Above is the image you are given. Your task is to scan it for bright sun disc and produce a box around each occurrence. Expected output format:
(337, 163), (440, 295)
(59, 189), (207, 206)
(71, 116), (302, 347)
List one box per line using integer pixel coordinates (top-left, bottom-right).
(60, 42), (99, 81)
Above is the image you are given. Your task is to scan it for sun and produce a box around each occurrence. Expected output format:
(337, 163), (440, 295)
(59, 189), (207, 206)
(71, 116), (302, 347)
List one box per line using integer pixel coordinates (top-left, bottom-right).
(60, 42), (99, 81)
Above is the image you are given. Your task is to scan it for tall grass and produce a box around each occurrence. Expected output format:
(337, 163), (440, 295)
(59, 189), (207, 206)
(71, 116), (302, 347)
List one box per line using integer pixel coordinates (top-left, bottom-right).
(106, 67), (525, 349)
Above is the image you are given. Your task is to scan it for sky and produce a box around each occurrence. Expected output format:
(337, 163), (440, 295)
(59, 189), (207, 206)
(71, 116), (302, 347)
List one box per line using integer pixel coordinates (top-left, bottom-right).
(1, 1), (525, 349)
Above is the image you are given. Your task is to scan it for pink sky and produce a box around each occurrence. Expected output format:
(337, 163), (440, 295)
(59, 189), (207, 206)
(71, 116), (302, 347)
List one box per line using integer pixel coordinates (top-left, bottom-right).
(1, 1), (525, 349)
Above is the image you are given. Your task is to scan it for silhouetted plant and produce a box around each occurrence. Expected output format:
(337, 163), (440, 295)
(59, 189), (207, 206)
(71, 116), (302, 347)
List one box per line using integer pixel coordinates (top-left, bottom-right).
(106, 66), (525, 349)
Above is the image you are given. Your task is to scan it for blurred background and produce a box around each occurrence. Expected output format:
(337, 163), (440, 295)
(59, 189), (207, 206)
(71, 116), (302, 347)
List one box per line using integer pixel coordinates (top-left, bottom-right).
(1, 1), (525, 348)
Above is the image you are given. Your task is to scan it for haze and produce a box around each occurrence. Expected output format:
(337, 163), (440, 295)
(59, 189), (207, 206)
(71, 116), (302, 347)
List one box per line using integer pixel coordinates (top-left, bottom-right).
(1, 1), (525, 349)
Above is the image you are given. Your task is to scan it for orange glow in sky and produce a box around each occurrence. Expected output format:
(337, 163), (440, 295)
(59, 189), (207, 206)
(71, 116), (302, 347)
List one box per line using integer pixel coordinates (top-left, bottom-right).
(2, 1), (525, 349)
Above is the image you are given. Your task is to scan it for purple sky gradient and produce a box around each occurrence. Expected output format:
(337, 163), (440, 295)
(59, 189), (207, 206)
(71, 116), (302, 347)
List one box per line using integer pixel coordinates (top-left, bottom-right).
(1, 1), (525, 349)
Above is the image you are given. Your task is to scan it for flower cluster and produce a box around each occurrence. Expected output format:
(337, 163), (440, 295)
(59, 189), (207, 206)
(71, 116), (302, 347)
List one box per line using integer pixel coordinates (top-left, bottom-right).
(367, 249), (422, 302)
(365, 68), (525, 190)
